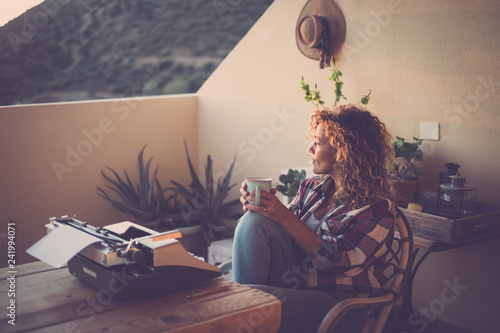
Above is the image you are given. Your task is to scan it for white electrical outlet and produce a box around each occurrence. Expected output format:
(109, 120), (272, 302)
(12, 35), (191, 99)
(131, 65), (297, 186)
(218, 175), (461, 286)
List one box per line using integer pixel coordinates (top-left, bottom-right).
(420, 122), (439, 140)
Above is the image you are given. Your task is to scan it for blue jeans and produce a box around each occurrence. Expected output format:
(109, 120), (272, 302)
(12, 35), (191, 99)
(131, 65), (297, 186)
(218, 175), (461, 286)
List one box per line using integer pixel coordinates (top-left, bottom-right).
(233, 212), (367, 333)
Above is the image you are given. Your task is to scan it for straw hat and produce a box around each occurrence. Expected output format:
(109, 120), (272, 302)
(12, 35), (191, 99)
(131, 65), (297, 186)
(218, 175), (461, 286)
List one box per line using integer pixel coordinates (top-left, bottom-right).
(296, 0), (346, 67)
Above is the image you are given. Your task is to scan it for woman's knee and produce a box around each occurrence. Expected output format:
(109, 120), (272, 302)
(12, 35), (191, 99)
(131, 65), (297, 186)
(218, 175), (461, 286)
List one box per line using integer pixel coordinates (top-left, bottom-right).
(236, 211), (282, 236)
(237, 211), (270, 226)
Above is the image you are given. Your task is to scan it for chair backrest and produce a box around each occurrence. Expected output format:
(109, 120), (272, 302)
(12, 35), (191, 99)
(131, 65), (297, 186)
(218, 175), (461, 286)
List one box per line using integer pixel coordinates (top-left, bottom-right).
(379, 207), (414, 293)
(317, 206), (414, 333)
(368, 206), (414, 332)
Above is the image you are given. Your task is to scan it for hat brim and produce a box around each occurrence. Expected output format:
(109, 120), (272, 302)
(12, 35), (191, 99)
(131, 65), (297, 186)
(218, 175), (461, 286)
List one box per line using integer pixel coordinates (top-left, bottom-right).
(296, 0), (346, 61)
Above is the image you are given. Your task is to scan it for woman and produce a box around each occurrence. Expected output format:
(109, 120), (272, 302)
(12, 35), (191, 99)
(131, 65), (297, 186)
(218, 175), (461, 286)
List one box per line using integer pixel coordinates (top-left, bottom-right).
(233, 105), (397, 332)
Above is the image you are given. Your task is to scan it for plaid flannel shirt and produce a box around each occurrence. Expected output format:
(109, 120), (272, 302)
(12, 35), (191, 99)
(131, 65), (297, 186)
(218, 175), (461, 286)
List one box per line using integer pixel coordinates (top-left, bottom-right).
(288, 175), (396, 296)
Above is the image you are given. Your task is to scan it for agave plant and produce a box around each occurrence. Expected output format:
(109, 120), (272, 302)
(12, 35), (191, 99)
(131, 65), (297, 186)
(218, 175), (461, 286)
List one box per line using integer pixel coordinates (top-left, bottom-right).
(96, 145), (169, 228)
(168, 141), (242, 245)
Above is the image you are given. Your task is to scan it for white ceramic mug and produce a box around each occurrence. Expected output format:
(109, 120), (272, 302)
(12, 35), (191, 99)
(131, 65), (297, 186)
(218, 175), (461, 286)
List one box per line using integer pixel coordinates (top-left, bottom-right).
(245, 177), (272, 206)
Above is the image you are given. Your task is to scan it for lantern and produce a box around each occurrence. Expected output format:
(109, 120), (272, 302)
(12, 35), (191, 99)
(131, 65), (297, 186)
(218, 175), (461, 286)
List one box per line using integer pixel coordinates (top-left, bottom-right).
(438, 174), (477, 217)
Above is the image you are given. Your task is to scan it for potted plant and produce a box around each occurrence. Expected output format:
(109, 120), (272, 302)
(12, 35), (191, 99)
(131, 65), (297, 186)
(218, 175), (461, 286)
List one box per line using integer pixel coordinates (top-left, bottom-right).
(389, 136), (425, 207)
(96, 145), (176, 230)
(168, 141), (243, 258)
(276, 169), (307, 203)
(301, 63), (372, 109)
(301, 66), (424, 209)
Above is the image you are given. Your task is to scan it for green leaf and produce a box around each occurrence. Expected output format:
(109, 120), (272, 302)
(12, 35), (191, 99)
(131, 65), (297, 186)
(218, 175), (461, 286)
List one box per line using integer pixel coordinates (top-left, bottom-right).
(96, 146), (167, 225)
(183, 140), (204, 192)
(101, 168), (136, 205)
(170, 181), (195, 205)
(205, 154), (214, 199)
(361, 90), (372, 105)
(138, 146), (153, 208)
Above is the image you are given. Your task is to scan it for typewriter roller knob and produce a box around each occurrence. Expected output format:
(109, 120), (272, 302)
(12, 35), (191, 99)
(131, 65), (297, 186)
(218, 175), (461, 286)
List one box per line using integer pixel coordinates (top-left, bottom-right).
(127, 249), (145, 263)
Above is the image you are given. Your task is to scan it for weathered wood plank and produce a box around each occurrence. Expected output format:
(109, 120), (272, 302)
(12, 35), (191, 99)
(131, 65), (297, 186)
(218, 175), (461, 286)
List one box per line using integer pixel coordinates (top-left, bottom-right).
(0, 261), (61, 280)
(401, 206), (500, 244)
(1, 266), (69, 291)
(0, 297), (125, 332)
(402, 208), (454, 243)
(0, 268), (94, 315)
(412, 233), (500, 252)
(30, 283), (280, 333)
(1, 268), (281, 333)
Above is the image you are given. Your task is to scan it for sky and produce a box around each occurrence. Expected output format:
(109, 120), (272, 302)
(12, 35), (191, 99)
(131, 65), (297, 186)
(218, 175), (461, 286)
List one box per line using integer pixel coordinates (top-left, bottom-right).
(0, 0), (45, 27)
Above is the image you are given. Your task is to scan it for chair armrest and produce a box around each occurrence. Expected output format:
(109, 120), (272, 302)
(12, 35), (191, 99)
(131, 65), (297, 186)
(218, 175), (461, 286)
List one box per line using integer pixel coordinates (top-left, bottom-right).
(317, 293), (395, 333)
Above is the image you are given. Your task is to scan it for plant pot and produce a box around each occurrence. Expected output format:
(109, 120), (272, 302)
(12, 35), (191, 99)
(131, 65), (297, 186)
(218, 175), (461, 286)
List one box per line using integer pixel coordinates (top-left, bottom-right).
(390, 179), (424, 208)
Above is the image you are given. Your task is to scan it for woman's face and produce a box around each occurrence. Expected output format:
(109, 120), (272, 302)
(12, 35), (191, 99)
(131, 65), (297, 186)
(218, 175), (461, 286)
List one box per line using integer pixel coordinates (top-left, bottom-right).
(308, 122), (337, 175)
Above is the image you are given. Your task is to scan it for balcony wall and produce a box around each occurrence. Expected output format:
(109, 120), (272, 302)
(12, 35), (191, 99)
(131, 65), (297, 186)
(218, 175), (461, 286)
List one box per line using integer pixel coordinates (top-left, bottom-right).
(197, 0), (500, 332)
(0, 94), (198, 266)
(1, 0), (499, 331)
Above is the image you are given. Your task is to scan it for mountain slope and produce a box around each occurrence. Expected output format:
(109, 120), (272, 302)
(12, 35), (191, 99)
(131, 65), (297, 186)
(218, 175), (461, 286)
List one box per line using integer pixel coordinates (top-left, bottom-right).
(0, 0), (273, 105)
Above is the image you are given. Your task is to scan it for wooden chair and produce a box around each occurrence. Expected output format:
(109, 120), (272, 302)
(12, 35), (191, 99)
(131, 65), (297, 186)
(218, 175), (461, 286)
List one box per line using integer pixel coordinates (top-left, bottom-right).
(316, 207), (414, 333)
(219, 207), (414, 333)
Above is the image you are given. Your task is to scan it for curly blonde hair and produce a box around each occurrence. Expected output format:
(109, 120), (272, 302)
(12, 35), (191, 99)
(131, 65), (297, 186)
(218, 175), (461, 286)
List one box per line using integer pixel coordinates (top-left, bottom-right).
(309, 105), (394, 209)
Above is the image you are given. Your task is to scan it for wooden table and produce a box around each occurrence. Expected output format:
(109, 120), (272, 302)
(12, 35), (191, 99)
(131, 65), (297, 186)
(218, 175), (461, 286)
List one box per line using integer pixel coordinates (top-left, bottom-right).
(0, 261), (281, 332)
(390, 207), (500, 332)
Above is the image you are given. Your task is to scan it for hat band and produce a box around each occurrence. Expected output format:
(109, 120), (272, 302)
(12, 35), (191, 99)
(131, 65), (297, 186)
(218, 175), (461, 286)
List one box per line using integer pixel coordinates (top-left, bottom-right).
(313, 15), (331, 68)
(297, 15), (332, 69)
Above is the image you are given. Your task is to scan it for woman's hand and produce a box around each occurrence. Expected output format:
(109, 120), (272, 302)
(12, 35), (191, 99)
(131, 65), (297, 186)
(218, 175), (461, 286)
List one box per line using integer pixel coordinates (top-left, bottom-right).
(239, 181), (293, 224)
(239, 181), (322, 257)
(240, 180), (277, 211)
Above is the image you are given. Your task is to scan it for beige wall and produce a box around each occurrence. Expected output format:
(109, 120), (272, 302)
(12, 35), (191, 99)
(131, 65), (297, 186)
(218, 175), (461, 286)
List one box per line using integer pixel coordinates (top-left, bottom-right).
(1, 0), (499, 331)
(0, 94), (198, 266)
(198, 0), (500, 332)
